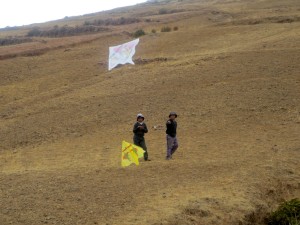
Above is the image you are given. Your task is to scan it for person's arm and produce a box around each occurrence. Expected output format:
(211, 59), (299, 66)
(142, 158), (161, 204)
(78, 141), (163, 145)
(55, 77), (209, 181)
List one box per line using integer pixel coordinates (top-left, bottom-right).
(133, 123), (139, 133)
(143, 123), (148, 133)
(166, 120), (171, 134)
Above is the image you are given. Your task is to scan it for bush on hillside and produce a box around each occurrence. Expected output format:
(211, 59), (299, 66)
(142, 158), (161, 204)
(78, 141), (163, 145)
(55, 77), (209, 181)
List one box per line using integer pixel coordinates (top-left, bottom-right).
(161, 26), (171, 32)
(151, 29), (157, 33)
(159, 8), (185, 15)
(159, 8), (168, 14)
(173, 26), (179, 31)
(268, 198), (300, 225)
(133, 29), (146, 38)
(27, 27), (42, 37)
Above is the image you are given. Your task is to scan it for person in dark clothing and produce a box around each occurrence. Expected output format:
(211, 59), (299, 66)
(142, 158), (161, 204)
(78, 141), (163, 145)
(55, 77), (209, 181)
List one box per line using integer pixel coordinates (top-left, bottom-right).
(133, 113), (150, 161)
(166, 112), (178, 160)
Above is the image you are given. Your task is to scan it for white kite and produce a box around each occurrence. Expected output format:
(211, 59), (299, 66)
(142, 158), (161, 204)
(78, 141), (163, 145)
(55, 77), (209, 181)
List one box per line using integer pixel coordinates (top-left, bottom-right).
(108, 38), (139, 71)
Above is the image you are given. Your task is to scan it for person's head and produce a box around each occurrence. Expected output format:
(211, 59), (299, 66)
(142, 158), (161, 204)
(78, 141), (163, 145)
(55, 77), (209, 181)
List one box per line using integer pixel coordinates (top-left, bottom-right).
(169, 112), (177, 120)
(136, 113), (145, 122)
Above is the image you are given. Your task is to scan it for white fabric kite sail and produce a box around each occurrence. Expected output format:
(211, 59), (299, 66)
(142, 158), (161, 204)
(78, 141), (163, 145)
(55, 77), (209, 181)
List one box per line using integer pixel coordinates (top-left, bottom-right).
(108, 38), (139, 71)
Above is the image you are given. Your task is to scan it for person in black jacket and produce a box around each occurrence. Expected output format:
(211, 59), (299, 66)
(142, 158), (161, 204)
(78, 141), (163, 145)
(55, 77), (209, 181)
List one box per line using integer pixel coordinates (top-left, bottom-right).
(166, 112), (178, 160)
(133, 113), (150, 161)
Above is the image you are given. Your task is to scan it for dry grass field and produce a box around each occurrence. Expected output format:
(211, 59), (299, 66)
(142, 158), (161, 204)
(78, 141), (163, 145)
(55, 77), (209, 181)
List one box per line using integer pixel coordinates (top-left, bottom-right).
(0, 0), (299, 224)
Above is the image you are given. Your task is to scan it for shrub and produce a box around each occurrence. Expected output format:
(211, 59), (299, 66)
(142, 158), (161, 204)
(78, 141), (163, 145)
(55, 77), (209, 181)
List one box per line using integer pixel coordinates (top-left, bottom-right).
(268, 198), (300, 225)
(27, 27), (42, 37)
(159, 8), (168, 14)
(151, 29), (156, 33)
(173, 26), (179, 31)
(133, 29), (146, 38)
(161, 26), (171, 32)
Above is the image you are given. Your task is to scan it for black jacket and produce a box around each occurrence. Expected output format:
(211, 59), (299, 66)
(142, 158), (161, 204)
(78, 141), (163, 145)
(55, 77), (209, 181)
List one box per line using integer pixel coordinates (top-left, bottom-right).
(133, 122), (148, 137)
(166, 119), (177, 137)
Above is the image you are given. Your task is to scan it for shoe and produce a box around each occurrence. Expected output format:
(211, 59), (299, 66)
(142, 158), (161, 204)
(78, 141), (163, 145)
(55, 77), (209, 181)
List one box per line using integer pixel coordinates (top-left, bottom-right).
(166, 157), (172, 160)
(144, 159), (151, 161)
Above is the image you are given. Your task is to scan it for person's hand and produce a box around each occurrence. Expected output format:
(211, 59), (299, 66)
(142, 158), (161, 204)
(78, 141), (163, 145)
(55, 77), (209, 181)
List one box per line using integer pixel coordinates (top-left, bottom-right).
(138, 126), (144, 129)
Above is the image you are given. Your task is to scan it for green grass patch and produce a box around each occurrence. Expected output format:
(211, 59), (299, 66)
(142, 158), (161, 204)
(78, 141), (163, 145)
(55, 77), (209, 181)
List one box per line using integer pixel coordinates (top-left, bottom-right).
(268, 198), (300, 225)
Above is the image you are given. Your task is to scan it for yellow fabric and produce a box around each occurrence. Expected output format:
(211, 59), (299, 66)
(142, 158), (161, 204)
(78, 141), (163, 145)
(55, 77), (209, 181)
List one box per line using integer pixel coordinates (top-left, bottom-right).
(121, 140), (145, 167)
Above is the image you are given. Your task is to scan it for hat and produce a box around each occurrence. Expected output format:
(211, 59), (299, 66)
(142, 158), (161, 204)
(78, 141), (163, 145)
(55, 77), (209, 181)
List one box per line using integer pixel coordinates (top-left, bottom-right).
(137, 113), (144, 120)
(169, 112), (177, 118)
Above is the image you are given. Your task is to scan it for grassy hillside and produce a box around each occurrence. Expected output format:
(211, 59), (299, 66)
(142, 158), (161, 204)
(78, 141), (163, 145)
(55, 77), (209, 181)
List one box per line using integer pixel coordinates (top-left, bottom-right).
(0, 0), (299, 224)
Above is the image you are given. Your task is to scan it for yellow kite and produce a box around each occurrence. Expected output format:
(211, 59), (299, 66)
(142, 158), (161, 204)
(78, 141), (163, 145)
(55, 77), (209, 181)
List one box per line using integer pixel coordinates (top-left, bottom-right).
(121, 140), (145, 167)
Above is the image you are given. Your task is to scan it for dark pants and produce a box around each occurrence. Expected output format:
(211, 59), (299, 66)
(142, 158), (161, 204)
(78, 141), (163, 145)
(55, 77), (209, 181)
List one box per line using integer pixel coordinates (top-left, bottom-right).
(133, 135), (148, 160)
(166, 135), (178, 159)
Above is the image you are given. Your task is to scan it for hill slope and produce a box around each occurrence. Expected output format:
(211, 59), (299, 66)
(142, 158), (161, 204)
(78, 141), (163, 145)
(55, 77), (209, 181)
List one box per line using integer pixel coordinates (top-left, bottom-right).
(0, 0), (299, 224)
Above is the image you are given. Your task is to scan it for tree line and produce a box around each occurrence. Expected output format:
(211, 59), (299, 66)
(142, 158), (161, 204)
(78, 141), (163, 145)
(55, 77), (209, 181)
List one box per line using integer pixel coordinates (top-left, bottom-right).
(84, 17), (140, 26)
(27, 25), (110, 38)
(1, 17), (142, 45)
(0, 37), (33, 46)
